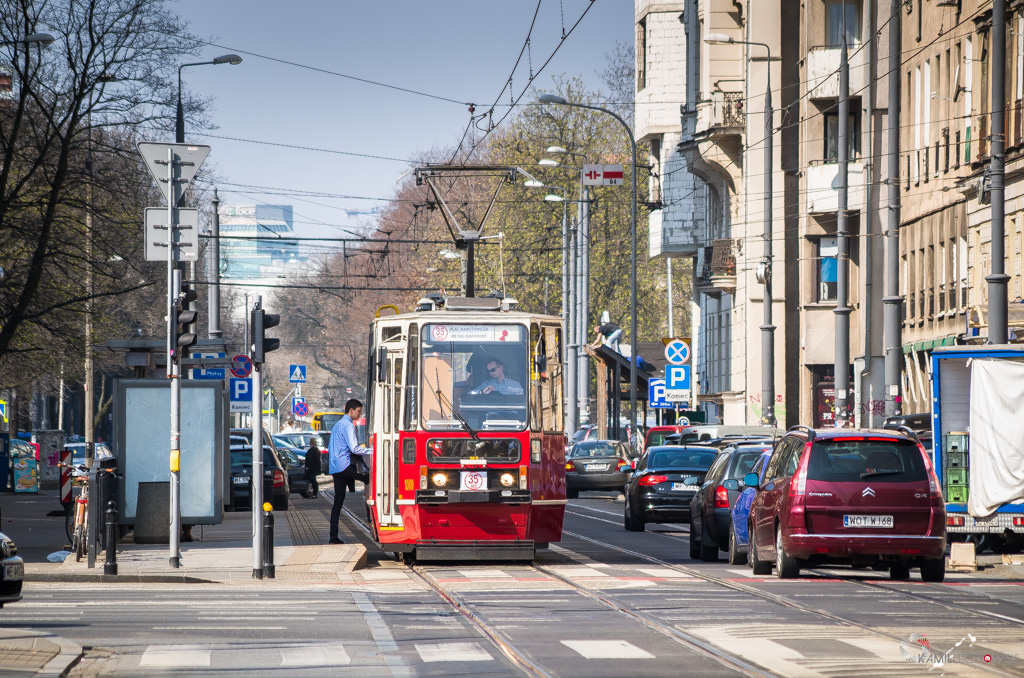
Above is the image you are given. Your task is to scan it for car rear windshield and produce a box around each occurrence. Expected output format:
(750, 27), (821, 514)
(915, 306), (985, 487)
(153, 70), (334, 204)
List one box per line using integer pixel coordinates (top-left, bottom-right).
(648, 449), (717, 469)
(646, 431), (676, 447)
(570, 442), (621, 458)
(230, 447), (276, 468)
(807, 439), (927, 483)
(727, 450), (769, 478)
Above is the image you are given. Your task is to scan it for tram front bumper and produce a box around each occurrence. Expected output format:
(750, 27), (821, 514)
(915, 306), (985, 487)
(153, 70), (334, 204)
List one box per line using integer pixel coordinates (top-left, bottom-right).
(416, 489), (532, 504)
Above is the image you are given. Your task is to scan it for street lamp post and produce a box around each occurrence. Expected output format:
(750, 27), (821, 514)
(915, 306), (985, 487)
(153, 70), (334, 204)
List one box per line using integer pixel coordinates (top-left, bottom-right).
(539, 94), (639, 437)
(704, 34), (776, 427)
(176, 54), (242, 143)
(0, 33), (56, 48)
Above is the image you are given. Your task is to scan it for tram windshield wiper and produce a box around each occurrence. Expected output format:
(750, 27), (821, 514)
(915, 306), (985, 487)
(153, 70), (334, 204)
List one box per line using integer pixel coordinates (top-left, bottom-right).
(436, 387), (479, 439)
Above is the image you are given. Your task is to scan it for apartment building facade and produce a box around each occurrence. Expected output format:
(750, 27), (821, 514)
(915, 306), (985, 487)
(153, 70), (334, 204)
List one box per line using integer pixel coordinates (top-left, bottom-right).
(636, 0), (893, 427)
(899, 0), (1024, 413)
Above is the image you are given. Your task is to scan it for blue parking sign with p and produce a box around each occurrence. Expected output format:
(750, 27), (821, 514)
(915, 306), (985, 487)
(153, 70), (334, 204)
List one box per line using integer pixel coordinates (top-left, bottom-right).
(666, 365), (690, 390)
(230, 378), (251, 401)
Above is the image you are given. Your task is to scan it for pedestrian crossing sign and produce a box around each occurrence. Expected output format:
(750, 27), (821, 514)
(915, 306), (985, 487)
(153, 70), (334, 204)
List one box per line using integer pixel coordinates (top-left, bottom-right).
(289, 365), (306, 383)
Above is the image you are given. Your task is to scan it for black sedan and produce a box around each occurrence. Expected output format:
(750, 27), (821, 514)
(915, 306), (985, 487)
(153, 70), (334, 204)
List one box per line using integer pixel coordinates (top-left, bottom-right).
(274, 443), (314, 498)
(565, 440), (635, 498)
(623, 445), (719, 532)
(229, 445), (290, 512)
(0, 530), (24, 608)
(689, 443), (772, 562)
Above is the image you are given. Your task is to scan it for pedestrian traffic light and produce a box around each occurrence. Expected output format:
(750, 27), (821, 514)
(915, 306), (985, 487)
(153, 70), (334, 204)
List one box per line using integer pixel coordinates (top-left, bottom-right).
(175, 285), (199, 350)
(250, 307), (281, 364)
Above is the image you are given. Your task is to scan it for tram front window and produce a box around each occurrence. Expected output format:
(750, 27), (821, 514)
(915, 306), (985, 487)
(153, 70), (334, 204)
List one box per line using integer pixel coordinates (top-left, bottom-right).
(421, 324), (528, 432)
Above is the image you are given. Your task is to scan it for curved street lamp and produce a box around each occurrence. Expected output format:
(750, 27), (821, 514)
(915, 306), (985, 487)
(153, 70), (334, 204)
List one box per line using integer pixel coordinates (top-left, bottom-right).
(538, 93), (638, 438)
(0, 32), (56, 48)
(176, 54), (243, 143)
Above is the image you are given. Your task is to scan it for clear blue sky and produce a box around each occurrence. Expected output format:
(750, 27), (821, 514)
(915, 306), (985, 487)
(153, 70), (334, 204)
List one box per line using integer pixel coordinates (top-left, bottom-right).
(171, 0), (634, 248)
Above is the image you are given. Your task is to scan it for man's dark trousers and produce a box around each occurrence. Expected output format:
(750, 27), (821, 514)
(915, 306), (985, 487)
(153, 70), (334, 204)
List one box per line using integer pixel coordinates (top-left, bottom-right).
(329, 464), (361, 542)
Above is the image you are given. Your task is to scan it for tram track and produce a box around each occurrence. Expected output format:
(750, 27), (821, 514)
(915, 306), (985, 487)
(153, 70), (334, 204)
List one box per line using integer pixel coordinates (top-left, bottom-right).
(559, 527), (1024, 678)
(341, 503), (775, 677)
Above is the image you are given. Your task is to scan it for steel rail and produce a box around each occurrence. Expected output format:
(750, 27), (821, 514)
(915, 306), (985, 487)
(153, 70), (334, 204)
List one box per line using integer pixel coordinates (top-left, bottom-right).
(559, 528), (1021, 678)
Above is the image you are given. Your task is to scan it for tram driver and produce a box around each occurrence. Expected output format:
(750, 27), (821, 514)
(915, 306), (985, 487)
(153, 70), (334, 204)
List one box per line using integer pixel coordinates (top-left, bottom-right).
(471, 358), (524, 396)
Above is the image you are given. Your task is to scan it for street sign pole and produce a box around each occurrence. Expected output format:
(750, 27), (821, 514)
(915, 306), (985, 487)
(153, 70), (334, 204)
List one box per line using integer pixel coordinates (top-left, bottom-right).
(167, 147), (181, 569)
(138, 142), (211, 570)
(251, 296), (264, 579)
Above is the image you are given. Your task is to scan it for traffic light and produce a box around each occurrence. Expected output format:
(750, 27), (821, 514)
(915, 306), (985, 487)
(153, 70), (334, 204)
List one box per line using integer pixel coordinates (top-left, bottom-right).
(250, 307), (281, 363)
(174, 285), (199, 351)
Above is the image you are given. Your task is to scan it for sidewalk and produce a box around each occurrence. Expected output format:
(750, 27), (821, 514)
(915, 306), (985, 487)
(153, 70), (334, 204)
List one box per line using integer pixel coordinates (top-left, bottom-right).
(24, 499), (367, 585)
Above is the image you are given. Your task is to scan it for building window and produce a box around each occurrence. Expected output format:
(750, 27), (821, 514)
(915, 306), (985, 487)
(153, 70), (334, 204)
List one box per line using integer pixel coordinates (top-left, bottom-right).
(637, 18), (647, 92)
(826, 1), (860, 46)
(824, 112), (860, 162)
(817, 237), (839, 302)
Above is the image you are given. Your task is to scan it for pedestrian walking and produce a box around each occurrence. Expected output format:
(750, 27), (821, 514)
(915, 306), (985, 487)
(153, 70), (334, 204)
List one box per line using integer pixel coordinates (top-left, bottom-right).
(327, 399), (371, 544)
(304, 439), (321, 499)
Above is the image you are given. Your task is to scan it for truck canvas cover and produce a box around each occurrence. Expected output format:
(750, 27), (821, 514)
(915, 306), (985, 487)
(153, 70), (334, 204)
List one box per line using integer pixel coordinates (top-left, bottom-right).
(968, 359), (1024, 517)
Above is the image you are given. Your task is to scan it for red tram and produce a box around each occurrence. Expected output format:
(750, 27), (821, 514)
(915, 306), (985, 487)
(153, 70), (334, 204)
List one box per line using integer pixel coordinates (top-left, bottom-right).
(363, 295), (566, 561)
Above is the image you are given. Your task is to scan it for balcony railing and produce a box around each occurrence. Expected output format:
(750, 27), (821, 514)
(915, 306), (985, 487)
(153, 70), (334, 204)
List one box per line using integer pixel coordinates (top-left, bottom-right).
(710, 238), (737, 276)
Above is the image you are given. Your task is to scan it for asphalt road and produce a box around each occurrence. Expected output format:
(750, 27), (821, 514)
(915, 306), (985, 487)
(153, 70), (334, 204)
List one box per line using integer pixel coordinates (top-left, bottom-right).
(4, 489), (1024, 677)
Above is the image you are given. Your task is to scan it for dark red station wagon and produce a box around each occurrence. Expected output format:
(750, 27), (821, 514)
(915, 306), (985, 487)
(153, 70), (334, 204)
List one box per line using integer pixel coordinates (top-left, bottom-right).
(745, 426), (946, 581)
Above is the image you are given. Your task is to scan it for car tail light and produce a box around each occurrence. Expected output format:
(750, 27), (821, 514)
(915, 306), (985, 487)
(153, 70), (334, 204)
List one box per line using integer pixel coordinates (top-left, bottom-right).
(639, 474), (668, 486)
(918, 443), (944, 500)
(519, 466), (528, 490)
(565, 462), (575, 471)
(714, 485), (729, 508)
(1014, 517), (1024, 527)
(273, 469), (285, 488)
(947, 515), (965, 526)
(617, 459), (630, 471)
(789, 443), (811, 497)
(419, 466), (428, 490)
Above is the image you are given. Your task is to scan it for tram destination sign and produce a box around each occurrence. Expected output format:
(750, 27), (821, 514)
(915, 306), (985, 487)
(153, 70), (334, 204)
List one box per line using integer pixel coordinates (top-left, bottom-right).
(427, 324), (521, 343)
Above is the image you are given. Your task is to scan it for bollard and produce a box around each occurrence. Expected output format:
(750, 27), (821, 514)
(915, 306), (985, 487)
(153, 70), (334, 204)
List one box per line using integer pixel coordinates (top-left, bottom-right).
(262, 502), (275, 579)
(104, 500), (118, 575)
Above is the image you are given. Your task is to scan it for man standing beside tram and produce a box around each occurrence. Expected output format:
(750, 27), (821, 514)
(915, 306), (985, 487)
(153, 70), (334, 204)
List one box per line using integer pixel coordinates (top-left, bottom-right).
(327, 399), (371, 545)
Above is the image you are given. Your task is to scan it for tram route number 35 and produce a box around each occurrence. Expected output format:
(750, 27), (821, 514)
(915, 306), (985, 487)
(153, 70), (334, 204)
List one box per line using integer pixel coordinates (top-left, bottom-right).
(461, 471), (486, 491)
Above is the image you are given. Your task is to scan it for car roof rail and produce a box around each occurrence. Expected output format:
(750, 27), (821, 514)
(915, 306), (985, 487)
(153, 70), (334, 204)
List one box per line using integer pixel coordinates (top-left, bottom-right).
(894, 425), (922, 444)
(787, 424), (816, 441)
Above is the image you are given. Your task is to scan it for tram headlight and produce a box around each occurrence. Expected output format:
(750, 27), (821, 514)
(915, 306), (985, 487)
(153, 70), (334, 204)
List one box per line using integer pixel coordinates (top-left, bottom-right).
(432, 472), (449, 488)
(499, 472), (516, 487)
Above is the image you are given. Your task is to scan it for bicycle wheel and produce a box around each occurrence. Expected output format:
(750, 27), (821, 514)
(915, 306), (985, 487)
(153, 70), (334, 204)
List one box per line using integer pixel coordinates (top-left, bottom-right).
(65, 505), (74, 544)
(74, 523), (85, 561)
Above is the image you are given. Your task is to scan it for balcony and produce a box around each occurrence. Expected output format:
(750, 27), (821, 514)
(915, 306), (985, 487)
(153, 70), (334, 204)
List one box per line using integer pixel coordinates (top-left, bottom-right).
(806, 45), (867, 100)
(695, 240), (737, 297)
(806, 162), (866, 214)
(696, 91), (744, 135)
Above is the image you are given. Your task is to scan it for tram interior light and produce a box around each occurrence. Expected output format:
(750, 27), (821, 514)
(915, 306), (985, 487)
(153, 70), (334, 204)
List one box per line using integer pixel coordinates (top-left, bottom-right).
(500, 473), (516, 487)
(432, 472), (449, 487)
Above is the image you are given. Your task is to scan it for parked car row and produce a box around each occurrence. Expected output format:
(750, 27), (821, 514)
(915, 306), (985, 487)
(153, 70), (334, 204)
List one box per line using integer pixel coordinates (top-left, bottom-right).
(674, 426), (946, 582)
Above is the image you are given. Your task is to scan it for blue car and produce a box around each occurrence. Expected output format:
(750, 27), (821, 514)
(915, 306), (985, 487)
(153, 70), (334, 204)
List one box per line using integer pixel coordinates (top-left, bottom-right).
(728, 449), (773, 566)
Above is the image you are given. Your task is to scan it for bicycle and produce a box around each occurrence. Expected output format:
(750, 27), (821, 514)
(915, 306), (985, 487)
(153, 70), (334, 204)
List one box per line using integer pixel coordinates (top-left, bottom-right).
(60, 464), (117, 561)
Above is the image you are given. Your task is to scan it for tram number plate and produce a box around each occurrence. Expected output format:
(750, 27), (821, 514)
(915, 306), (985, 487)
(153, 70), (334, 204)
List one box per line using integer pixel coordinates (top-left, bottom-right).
(843, 514), (893, 528)
(460, 471), (487, 491)
(233, 476), (249, 485)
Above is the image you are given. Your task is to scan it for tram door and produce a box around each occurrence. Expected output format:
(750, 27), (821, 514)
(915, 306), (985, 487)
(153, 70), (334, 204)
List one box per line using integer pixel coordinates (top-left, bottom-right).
(374, 346), (404, 528)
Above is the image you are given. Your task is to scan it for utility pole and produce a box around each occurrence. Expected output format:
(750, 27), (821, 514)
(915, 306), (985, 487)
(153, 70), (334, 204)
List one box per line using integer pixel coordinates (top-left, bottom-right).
(251, 297), (264, 580)
(759, 46), (776, 428)
(84, 124), (97, 567)
(566, 209), (578, 435)
(883, 0), (902, 416)
(834, 35), (852, 426)
(578, 188), (591, 424)
(987, 0), (1009, 344)
(208, 189), (222, 339)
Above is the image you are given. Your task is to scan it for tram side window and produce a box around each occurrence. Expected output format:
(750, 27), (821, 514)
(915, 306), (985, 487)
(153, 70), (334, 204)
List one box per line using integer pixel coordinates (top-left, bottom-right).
(393, 357), (403, 433)
(542, 326), (563, 432)
(404, 325), (418, 429)
(530, 324), (543, 432)
(383, 355), (392, 435)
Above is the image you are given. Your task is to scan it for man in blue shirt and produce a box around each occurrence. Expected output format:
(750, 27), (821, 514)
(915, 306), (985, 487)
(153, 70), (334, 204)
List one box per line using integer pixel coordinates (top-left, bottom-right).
(327, 399), (371, 544)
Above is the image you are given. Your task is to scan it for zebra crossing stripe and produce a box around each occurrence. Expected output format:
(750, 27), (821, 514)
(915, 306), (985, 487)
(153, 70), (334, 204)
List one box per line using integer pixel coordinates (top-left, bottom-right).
(279, 646), (351, 667)
(140, 645), (211, 667)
